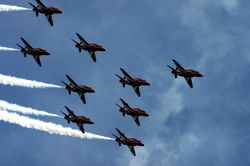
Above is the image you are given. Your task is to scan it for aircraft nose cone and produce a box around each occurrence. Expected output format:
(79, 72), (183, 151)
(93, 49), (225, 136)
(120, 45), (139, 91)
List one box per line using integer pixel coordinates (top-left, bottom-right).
(58, 10), (63, 13)
(144, 112), (149, 117)
(89, 120), (94, 124)
(198, 73), (203, 77)
(139, 142), (144, 146)
(146, 81), (150, 86)
(91, 88), (96, 93)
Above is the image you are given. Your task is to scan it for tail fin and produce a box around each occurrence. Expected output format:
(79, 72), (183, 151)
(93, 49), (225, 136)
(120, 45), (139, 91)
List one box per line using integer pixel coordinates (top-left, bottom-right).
(167, 65), (177, 78)
(71, 39), (81, 52)
(111, 133), (121, 146)
(115, 74), (125, 87)
(60, 111), (70, 124)
(61, 81), (71, 94)
(16, 44), (26, 57)
(115, 103), (122, 109)
(28, 2), (38, 16)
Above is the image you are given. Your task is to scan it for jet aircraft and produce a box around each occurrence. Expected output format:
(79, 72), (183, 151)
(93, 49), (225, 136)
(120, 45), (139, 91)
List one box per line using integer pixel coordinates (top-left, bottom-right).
(112, 128), (144, 156)
(115, 68), (150, 97)
(61, 75), (95, 104)
(116, 98), (149, 126)
(29, 0), (63, 26)
(16, 37), (50, 67)
(167, 59), (203, 88)
(72, 33), (106, 62)
(61, 106), (94, 133)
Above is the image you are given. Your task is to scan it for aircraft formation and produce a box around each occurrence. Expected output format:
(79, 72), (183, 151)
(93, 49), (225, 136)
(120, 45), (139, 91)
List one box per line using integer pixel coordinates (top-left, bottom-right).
(3, 0), (204, 156)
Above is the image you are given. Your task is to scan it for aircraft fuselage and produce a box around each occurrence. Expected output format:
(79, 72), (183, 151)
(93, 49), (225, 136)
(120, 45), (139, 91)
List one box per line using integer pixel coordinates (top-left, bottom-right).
(69, 84), (95, 93)
(23, 47), (50, 56)
(75, 43), (106, 52)
(34, 6), (62, 15)
(120, 108), (149, 117)
(65, 115), (94, 125)
(120, 78), (150, 86)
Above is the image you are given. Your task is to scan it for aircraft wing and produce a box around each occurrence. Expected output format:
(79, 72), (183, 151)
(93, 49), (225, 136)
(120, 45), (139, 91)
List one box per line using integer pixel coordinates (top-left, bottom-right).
(120, 68), (133, 81)
(33, 55), (42, 67)
(88, 51), (97, 62)
(66, 75), (78, 87)
(132, 116), (140, 126)
(120, 98), (132, 110)
(64, 106), (76, 117)
(45, 14), (53, 26)
(77, 123), (85, 133)
(128, 145), (136, 156)
(132, 86), (141, 97)
(76, 33), (89, 45)
(21, 38), (33, 49)
(172, 59), (185, 71)
(116, 128), (128, 140)
(184, 77), (193, 88)
(78, 92), (86, 104)
(36, 0), (47, 9)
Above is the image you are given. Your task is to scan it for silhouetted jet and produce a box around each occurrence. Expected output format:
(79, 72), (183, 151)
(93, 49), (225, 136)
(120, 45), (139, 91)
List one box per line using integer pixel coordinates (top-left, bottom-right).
(29, 0), (62, 26)
(16, 37), (50, 67)
(116, 98), (149, 126)
(61, 75), (95, 104)
(115, 68), (150, 97)
(61, 106), (94, 133)
(72, 33), (106, 62)
(167, 59), (203, 88)
(112, 128), (144, 156)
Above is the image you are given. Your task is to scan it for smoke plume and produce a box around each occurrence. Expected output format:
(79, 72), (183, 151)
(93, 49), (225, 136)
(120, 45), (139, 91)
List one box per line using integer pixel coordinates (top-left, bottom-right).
(0, 100), (61, 118)
(0, 109), (114, 140)
(0, 73), (62, 88)
(0, 46), (19, 51)
(0, 4), (31, 12)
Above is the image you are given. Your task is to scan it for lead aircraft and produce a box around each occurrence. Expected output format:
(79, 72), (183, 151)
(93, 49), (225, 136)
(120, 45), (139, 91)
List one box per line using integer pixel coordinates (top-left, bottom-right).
(167, 59), (203, 88)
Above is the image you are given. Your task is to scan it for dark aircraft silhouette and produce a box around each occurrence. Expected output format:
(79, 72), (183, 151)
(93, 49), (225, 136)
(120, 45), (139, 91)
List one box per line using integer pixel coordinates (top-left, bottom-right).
(61, 75), (95, 104)
(71, 33), (106, 62)
(115, 68), (150, 97)
(16, 37), (50, 67)
(116, 98), (149, 126)
(112, 128), (144, 156)
(61, 106), (94, 133)
(29, 0), (62, 26)
(167, 59), (203, 88)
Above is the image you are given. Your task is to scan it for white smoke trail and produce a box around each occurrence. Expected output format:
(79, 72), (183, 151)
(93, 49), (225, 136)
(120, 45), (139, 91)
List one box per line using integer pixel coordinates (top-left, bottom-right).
(0, 4), (31, 12)
(0, 74), (62, 88)
(0, 100), (62, 118)
(0, 46), (19, 51)
(0, 109), (114, 140)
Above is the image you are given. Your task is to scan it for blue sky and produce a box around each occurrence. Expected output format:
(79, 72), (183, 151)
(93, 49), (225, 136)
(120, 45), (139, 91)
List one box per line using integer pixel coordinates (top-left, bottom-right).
(0, 0), (250, 165)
